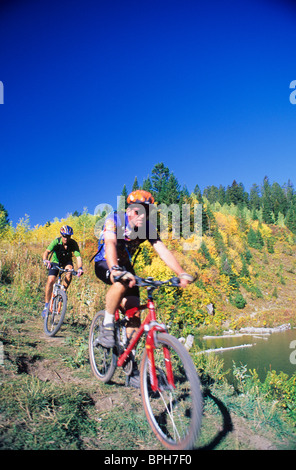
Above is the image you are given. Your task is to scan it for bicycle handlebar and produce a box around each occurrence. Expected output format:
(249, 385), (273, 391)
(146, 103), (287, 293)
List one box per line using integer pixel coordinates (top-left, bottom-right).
(113, 273), (197, 288)
(45, 264), (79, 276)
(134, 275), (181, 288)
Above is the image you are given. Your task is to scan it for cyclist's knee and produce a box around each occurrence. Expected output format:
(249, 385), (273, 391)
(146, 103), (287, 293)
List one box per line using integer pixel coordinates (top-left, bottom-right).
(47, 275), (56, 286)
(111, 281), (127, 295)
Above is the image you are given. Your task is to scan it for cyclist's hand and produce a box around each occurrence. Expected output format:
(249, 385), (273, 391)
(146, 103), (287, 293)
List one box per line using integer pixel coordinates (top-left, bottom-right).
(121, 271), (136, 287)
(113, 270), (136, 288)
(178, 273), (194, 288)
(43, 260), (51, 269)
(77, 267), (84, 277)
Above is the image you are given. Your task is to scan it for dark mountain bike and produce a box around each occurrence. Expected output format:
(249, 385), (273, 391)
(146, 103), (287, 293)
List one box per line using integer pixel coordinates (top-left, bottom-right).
(44, 266), (78, 337)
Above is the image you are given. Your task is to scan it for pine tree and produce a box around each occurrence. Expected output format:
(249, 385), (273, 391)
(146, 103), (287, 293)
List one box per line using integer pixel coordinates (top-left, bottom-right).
(249, 184), (261, 211)
(166, 174), (180, 204)
(132, 176), (139, 191)
(262, 195), (274, 224)
(119, 184), (128, 211)
(285, 206), (296, 233)
(142, 176), (152, 192)
(193, 184), (202, 200)
(151, 163), (170, 203)
(0, 203), (9, 233)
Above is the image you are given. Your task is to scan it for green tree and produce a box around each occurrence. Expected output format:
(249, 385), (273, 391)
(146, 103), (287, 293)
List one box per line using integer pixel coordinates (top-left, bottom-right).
(166, 174), (181, 204)
(225, 180), (248, 206)
(217, 185), (226, 205)
(142, 175), (152, 192)
(285, 206), (296, 234)
(0, 203), (9, 232)
(132, 176), (139, 191)
(193, 184), (202, 200)
(249, 184), (261, 211)
(270, 182), (288, 219)
(203, 185), (219, 204)
(119, 184), (128, 211)
(151, 163), (170, 203)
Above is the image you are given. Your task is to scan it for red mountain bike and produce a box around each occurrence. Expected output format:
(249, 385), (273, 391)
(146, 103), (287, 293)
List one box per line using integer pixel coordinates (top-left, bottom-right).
(88, 275), (203, 450)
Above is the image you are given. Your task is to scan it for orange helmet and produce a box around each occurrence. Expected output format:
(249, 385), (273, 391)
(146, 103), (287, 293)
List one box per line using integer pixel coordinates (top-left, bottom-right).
(127, 190), (155, 205)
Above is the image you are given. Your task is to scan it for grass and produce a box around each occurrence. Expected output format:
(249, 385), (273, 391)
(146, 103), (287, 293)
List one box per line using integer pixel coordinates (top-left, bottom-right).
(1, 241), (296, 450)
(0, 376), (97, 450)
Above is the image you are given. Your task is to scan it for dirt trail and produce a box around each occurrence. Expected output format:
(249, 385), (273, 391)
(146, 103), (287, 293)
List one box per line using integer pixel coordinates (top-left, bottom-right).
(1, 312), (294, 450)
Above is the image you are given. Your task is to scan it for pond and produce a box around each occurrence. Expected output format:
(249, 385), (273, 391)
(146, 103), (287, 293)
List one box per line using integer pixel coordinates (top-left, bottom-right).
(196, 328), (296, 381)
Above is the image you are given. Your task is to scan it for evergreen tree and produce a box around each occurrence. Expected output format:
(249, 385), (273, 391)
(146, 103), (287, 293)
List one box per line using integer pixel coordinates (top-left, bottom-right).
(132, 176), (139, 191)
(193, 184), (202, 200)
(247, 227), (258, 248)
(225, 180), (248, 206)
(217, 185), (226, 205)
(0, 203), (9, 233)
(151, 162), (170, 203)
(203, 185), (219, 204)
(285, 179), (294, 205)
(285, 206), (296, 233)
(119, 184), (128, 211)
(142, 176), (152, 192)
(262, 195), (274, 224)
(166, 174), (181, 204)
(270, 182), (288, 219)
(249, 184), (261, 211)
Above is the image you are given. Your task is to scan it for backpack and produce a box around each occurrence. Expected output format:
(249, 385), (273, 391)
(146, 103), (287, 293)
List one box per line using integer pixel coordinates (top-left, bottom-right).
(89, 211), (125, 263)
(89, 211), (142, 266)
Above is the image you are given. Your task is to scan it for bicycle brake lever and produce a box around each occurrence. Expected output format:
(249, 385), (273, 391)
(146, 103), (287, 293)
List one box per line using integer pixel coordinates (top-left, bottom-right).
(170, 277), (180, 287)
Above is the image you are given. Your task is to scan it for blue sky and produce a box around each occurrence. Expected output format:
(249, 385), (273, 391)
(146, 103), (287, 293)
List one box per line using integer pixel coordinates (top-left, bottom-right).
(1, 0), (296, 227)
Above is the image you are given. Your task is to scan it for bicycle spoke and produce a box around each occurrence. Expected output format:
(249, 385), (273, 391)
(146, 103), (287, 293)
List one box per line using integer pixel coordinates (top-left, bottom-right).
(140, 333), (202, 450)
(89, 311), (117, 382)
(159, 390), (181, 442)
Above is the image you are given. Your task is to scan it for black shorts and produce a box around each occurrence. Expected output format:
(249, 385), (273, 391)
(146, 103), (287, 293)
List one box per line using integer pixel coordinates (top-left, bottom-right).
(48, 261), (73, 277)
(95, 260), (139, 298)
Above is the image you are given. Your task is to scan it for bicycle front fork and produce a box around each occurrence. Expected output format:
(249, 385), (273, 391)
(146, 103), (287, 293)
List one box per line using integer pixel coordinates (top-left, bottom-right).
(145, 326), (175, 392)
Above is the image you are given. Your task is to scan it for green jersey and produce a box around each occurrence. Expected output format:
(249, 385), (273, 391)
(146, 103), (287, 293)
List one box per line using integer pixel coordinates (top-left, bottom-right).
(47, 237), (81, 265)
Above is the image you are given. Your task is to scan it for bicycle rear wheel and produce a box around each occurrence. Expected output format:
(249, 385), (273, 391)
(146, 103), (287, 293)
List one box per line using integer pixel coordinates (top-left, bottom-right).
(44, 289), (67, 337)
(140, 332), (202, 450)
(88, 311), (118, 382)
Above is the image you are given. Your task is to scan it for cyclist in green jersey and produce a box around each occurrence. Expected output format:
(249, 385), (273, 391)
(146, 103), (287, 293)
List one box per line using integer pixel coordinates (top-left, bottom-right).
(41, 225), (83, 317)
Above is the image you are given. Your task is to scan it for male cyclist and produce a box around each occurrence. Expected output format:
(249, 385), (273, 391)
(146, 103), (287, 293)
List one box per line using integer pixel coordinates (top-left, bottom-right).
(94, 190), (193, 386)
(41, 225), (83, 317)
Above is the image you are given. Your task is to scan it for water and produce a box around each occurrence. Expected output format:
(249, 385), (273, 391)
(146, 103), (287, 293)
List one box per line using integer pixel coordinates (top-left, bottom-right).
(196, 329), (296, 381)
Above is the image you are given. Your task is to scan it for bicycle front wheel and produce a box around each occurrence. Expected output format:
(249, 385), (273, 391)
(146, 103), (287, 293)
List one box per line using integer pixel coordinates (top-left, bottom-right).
(44, 289), (67, 337)
(140, 332), (202, 450)
(88, 311), (117, 383)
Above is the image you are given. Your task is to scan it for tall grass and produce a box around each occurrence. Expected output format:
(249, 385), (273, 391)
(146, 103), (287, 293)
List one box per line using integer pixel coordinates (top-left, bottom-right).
(0, 241), (106, 323)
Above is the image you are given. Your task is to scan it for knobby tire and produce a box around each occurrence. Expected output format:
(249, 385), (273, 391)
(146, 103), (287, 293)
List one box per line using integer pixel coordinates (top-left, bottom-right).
(44, 289), (67, 337)
(140, 332), (202, 450)
(88, 310), (118, 383)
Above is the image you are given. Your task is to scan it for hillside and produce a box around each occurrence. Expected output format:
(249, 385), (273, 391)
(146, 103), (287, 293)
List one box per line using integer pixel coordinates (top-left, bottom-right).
(1, 189), (296, 449)
(1, 200), (296, 333)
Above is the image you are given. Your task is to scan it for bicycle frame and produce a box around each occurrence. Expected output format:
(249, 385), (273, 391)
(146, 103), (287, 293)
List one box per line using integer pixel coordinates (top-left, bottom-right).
(115, 296), (175, 392)
(48, 267), (76, 312)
